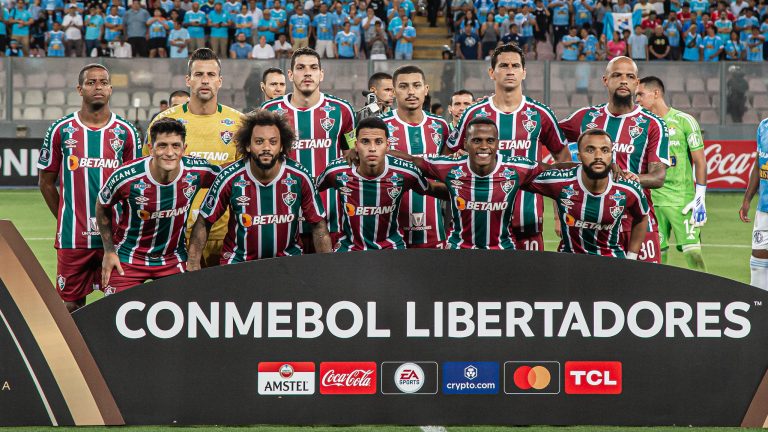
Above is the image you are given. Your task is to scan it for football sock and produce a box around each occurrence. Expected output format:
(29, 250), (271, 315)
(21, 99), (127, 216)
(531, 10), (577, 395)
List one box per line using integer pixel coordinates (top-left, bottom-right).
(682, 247), (706, 272)
(750, 257), (768, 290)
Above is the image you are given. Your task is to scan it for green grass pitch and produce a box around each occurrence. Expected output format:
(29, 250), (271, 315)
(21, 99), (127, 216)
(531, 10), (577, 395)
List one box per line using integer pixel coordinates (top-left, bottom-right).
(0, 189), (759, 431)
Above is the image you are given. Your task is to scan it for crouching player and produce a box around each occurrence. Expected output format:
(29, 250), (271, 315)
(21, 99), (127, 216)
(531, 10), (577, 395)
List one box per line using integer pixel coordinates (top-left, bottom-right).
(316, 116), (448, 251)
(96, 118), (221, 294)
(188, 110), (331, 267)
(527, 129), (649, 258)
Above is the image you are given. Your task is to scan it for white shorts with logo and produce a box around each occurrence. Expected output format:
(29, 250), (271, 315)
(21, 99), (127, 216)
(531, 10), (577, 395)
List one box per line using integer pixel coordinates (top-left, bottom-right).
(753, 211), (768, 250)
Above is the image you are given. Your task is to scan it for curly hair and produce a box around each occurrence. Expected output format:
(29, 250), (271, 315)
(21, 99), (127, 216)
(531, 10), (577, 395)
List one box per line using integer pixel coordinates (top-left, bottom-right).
(235, 110), (296, 160)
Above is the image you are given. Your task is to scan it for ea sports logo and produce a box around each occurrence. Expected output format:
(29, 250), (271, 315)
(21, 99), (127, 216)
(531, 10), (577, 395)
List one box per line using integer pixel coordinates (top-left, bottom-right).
(455, 197), (466, 211)
(68, 155), (80, 170)
(279, 364), (294, 379)
(137, 209), (151, 221)
(345, 203), (356, 217)
(513, 365), (551, 390)
(394, 363), (424, 393)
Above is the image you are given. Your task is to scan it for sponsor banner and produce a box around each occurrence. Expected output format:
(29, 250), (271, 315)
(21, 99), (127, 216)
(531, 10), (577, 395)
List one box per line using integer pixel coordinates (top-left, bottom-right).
(542, 140), (756, 191)
(381, 362), (438, 395)
(504, 361), (561, 395)
(565, 361), (622, 395)
(0, 139), (43, 186)
(319, 362), (377, 394)
(257, 362), (315, 395)
(442, 362), (499, 395)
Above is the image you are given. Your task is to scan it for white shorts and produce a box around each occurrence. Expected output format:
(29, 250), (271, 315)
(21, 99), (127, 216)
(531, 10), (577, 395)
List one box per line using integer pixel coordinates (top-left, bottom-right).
(315, 40), (334, 58)
(753, 211), (768, 250)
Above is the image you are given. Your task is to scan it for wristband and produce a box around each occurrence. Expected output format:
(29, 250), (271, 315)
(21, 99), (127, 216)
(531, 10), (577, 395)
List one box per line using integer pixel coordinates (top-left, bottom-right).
(626, 252), (638, 260)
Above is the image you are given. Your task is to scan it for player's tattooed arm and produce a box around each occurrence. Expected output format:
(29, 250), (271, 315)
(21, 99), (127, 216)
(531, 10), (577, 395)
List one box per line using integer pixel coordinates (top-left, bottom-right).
(96, 203), (124, 288)
(638, 161), (667, 189)
(38, 171), (59, 217)
(312, 219), (332, 253)
(187, 217), (213, 271)
(627, 214), (649, 257)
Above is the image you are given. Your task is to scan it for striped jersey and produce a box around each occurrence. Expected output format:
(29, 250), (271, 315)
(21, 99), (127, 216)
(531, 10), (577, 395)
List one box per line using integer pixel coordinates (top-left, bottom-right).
(380, 109), (449, 246)
(37, 112), (142, 249)
(446, 96), (567, 233)
(527, 167), (649, 257)
(98, 156), (220, 266)
(145, 103), (244, 241)
(420, 154), (543, 250)
(261, 93), (356, 234)
(559, 104), (669, 232)
(199, 158), (325, 263)
(316, 155), (429, 252)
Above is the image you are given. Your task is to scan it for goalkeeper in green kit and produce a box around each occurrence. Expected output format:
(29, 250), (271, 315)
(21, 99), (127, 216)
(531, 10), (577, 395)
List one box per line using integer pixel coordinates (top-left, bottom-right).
(636, 76), (707, 270)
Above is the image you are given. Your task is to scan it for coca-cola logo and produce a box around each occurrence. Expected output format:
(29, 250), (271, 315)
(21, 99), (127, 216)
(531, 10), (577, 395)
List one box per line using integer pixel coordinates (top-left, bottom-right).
(319, 362), (377, 394)
(704, 141), (756, 188)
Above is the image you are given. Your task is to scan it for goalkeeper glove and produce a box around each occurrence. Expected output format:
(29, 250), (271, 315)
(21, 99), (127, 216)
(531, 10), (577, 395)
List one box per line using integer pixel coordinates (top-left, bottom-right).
(681, 183), (707, 227)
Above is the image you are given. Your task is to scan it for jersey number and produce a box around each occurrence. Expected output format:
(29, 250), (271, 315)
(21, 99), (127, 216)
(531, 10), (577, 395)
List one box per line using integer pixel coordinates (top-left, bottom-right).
(522, 239), (541, 251)
(638, 239), (657, 261)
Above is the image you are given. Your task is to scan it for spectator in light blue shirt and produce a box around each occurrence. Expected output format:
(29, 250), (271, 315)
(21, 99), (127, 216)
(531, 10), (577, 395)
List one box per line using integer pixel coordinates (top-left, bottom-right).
(10, 1), (33, 55)
(224, 0), (241, 15)
(289, 4), (310, 48)
(335, 20), (357, 58)
(257, 8), (276, 43)
(561, 26), (581, 60)
(714, 12), (733, 44)
(6, 38), (24, 55)
(746, 26), (765, 61)
(682, 23), (702, 60)
(234, 5), (252, 40)
(168, 18), (190, 58)
(737, 8), (759, 41)
(394, 19), (415, 59)
(581, 28), (598, 60)
(573, 0), (594, 28)
(182, 1), (206, 51)
(330, 2), (349, 33)
(229, 31), (252, 57)
(47, 22), (65, 56)
(124, 0), (150, 56)
(83, 6), (103, 55)
(208, 2), (231, 57)
(702, 25), (723, 60)
(725, 30), (745, 59)
(270, 0), (287, 33)
(104, 6), (122, 41)
(147, 8), (169, 57)
(549, 0), (569, 45)
(312, 3), (335, 57)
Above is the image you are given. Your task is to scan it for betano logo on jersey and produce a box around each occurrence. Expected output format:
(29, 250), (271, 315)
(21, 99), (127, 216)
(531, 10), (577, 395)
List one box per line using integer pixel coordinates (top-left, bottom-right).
(67, 155), (120, 170)
(293, 139), (332, 150)
(137, 205), (191, 221)
(564, 214), (616, 230)
(455, 197), (509, 211)
(612, 142), (635, 154)
(190, 151), (231, 162)
(499, 140), (532, 151)
(345, 203), (396, 216)
(239, 213), (296, 227)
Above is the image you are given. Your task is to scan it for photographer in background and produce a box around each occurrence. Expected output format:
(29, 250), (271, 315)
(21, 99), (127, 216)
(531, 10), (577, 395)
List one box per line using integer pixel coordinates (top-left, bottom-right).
(357, 72), (394, 121)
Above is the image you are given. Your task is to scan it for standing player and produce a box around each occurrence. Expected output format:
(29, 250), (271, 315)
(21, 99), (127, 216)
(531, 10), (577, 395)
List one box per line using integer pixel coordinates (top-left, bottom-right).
(636, 76), (707, 270)
(96, 119), (220, 294)
(37, 64), (141, 312)
(394, 117), (572, 250)
(527, 129), (649, 258)
(316, 117), (446, 251)
(188, 110), (331, 266)
(261, 67), (287, 101)
(447, 90), (474, 132)
(145, 48), (243, 268)
(261, 47), (356, 251)
(560, 56), (669, 263)
(739, 118), (768, 290)
(447, 43), (571, 251)
(378, 65), (450, 248)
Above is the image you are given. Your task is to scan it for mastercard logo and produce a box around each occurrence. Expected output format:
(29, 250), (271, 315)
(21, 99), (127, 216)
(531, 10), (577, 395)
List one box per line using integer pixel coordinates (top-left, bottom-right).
(455, 197), (466, 211)
(68, 155), (79, 170)
(513, 365), (551, 390)
(564, 214), (576, 227)
(239, 213), (253, 227)
(345, 203), (356, 217)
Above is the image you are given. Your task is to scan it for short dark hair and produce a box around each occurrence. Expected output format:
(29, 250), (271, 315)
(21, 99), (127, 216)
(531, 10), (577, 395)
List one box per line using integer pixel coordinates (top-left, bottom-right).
(490, 43), (526, 70)
(291, 47), (322, 71)
(149, 118), (186, 144)
(467, 116), (498, 135)
(160, 99), (168, 105)
(392, 65), (426, 84)
(639, 76), (665, 95)
(450, 89), (474, 105)
(355, 116), (389, 140)
(235, 110), (296, 160)
(262, 67), (284, 83)
(187, 48), (221, 76)
(576, 128), (612, 151)
(169, 89), (190, 101)
(368, 72), (393, 90)
(78, 63), (109, 86)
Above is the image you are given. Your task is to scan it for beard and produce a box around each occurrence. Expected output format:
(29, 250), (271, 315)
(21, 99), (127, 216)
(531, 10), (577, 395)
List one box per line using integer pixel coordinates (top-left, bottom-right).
(251, 152), (281, 170)
(583, 162), (611, 180)
(611, 91), (633, 109)
(88, 99), (107, 110)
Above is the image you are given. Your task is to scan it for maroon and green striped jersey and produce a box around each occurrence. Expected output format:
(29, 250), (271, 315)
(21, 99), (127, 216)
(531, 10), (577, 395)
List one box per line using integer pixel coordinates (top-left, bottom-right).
(380, 110), (449, 247)
(559, 104), (669, 233)
(98, 156), (220, 266)
(446, 96), (567, 234)
(316, 155), (429, 252)
(37, 112), (142, 249)
(420, 154), (543, 250)
(199, 158), (325, 263)
(261, 93), (356, 234)
(527, 167), (649, 258)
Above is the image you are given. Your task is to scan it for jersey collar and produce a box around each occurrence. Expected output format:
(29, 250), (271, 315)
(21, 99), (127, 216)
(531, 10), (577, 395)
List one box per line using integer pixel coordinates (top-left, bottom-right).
(489, 95), (527, 115)
(73, 110), (116, 133)
(393, 109), (427, 128)
(467, 152), (503, 178)
(601, 103), (642, 119)
(285, 92), (325, 111)
(145, 157), (185, 186)
(576, 165), (614, 197)
(245, 158), (286, 187)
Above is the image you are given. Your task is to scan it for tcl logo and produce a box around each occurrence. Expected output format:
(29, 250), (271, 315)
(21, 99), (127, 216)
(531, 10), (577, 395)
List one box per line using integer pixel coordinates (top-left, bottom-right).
(564, 361), (622, 395)
(319, 362), (377, 394)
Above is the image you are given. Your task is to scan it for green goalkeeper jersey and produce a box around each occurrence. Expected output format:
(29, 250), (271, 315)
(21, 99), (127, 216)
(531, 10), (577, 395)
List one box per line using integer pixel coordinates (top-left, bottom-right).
(653, 108), (704, 207)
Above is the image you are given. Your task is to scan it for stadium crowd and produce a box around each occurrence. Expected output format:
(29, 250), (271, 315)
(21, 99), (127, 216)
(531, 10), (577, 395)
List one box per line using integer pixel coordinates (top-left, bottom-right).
(1, 0), (768, 59)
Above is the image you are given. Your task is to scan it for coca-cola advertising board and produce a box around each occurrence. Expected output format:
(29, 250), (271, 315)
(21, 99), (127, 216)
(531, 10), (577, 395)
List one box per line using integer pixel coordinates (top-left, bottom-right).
(319, 362), (377, 394)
